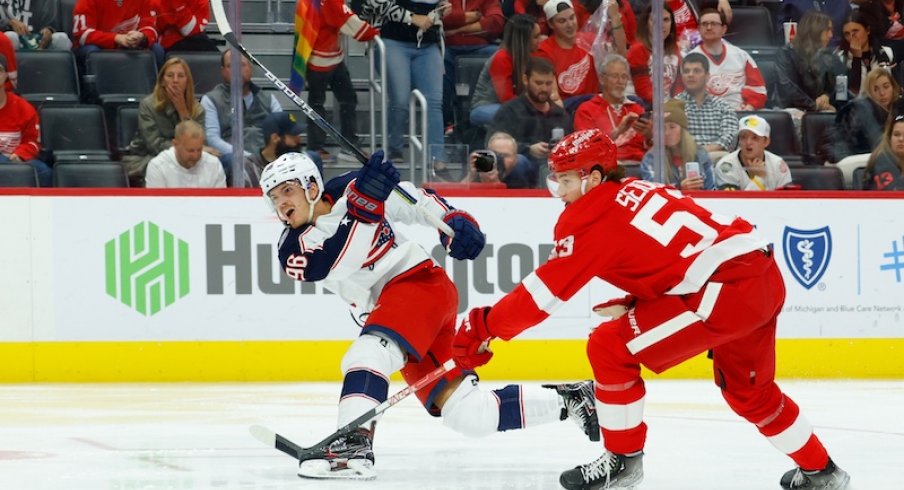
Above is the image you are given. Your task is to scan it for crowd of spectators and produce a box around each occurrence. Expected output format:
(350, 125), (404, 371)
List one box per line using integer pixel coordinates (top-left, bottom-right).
(3, 0), (904, 192)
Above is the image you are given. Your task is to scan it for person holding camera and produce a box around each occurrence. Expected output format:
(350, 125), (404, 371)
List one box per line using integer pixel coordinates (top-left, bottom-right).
(464, 132), (539, 188)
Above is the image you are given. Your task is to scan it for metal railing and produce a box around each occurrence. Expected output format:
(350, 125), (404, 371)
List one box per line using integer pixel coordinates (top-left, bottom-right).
(368, 38), (388, 154)
(408, 89), (428, 184)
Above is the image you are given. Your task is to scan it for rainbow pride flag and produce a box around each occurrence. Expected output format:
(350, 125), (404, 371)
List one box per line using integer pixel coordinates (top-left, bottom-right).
(290, 0), (322, 93)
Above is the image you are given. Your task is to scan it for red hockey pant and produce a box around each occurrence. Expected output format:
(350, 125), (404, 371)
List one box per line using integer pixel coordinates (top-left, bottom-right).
(587, 251), (829, 470)
(362, 262), (464, 416)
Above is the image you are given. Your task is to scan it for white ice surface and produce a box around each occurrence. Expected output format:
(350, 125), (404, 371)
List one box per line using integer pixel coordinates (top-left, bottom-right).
(0, 380), (901, 489)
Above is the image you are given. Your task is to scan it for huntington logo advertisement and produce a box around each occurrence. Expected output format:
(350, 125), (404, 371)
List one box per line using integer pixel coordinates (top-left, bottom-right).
(105, 221), (191, 316)
(782, 226), (832, 290)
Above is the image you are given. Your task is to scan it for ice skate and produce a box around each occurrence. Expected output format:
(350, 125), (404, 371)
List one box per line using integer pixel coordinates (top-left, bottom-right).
(543, 380), (600, 441)
(780, 458), (850, 489)
(559, 451), (644, 490)
(297, 427), (376, 480)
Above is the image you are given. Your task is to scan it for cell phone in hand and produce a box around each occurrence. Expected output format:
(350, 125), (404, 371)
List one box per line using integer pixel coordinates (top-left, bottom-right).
(685, 161), (701, 179)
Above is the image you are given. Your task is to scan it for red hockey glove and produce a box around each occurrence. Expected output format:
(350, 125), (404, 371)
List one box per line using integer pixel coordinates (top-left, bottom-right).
(452, 306), (494, 370)
(592, 295), (636, 319)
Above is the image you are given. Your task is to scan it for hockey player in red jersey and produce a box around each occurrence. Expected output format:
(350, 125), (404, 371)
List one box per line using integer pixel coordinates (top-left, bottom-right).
(452, 129), (851, 490)
(260, 151), (598, 480)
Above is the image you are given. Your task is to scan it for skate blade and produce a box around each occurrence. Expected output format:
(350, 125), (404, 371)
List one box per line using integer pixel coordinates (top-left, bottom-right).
(298, 459), (377, 480)
(589, 472), (643, 490)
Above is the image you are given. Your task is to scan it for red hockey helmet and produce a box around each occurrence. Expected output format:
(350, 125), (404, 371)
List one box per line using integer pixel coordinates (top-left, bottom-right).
(548, 129), (617, 176)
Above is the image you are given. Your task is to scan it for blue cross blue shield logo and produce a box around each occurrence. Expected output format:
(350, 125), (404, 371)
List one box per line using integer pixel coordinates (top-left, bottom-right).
(782, 226), (832, 289)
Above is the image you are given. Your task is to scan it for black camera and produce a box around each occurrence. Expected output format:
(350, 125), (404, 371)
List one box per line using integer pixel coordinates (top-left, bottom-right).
(473, 150), (502, 173)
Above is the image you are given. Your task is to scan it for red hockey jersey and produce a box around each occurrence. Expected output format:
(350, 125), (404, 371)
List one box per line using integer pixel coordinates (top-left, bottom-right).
(536, 37), (599, 98)
(486, 178), (769, 340)
(71, 0), (158, 49)
(309, 0), (378, 72)
(155, 0), (208, 50)
(0, 92), (41, 161)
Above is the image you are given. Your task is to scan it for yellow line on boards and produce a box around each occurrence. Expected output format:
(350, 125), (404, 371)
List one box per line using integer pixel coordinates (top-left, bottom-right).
(0, 339), (901, 382)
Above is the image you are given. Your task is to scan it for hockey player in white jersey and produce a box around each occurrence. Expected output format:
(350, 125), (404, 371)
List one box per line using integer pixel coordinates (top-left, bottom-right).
(260, 150), (598, 480)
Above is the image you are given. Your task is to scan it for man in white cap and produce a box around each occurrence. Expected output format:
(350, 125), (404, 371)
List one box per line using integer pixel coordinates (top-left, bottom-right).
(535, 0), (599, 107)
(715, 115), (793, 190)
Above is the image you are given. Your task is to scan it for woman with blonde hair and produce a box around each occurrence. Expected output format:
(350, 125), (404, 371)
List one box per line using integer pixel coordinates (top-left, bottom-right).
(835, 67), (901, 159)
(122, 56), (216, 185)
(864, 114), (904, 190)
(640, 98), (715, 190)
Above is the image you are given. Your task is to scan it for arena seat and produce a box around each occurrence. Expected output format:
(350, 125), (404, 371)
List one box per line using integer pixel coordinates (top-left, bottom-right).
(15, 51), (80, 107)
(0, 165), (39, 187)
(115, 105), (140, 158)
(788, 165), (844, 190)
(724, 6), (778, 48)
(85, 51), (156, 107)
(851, 167), (868, 190)
(801, 112), (838, 165)
(40, 105), (112, 164)
(53, 163), (128, 188)
(167, 51), (224, 96)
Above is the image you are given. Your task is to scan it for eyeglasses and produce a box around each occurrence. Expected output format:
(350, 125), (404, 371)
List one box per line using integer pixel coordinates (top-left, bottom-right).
(700, 21), (723, 28)
(605, 73), (630, 82)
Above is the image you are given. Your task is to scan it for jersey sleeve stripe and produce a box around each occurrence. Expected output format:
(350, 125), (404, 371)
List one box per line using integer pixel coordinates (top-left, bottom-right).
(522, 272), (563, 314)
(179, 17), (198, 36)
(666, 232), (769, 295)
(79, 29), (95, 46)
(626, 311), (698, 355)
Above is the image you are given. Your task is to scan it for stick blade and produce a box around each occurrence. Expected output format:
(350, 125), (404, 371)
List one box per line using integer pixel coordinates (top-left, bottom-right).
(249, 424), (276, 447)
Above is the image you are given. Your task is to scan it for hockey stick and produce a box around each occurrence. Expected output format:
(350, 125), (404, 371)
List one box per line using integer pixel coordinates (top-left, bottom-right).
(249, 358), (456, 461)
(209, 0), (454, 237)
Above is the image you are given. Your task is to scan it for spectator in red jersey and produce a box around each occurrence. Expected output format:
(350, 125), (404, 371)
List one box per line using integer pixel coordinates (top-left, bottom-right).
(689, 8), (766, 111)
(0, 54), (51, 186)
(574, 53), (651, 164)
(627, 4), (682, 107)
(0, 30), (16, 90)
(469, 14), (541, 126)
(306, 0), (379, 163)
(71, 0), (163, 68)
(442, 0), (504, 128)
(535, 0), (600, 111)
(154, 0), (218, 53)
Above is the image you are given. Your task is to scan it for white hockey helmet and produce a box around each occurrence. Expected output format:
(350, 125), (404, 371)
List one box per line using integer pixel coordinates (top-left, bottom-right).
(260, 152), (324, 215)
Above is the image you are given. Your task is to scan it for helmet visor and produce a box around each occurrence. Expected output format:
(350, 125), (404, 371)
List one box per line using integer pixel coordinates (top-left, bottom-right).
(546, 170), (585, 198)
